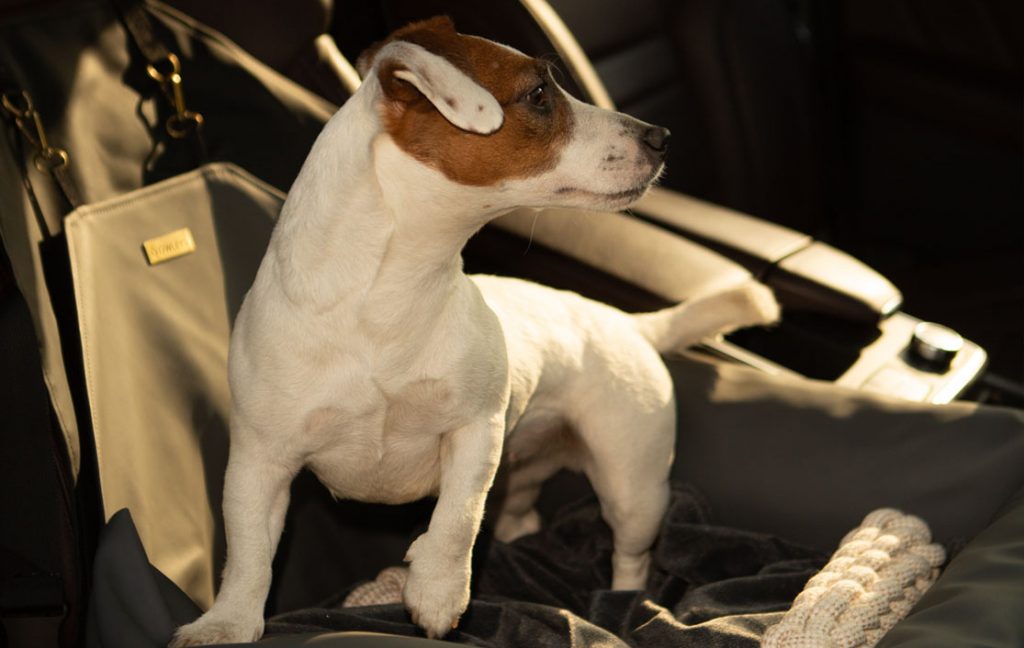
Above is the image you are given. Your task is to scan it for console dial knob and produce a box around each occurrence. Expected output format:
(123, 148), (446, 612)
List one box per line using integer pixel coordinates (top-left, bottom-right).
(910, 322), (963, 370)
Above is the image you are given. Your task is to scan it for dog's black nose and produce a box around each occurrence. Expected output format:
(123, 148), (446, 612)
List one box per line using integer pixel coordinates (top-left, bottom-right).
(642, 126), (671, 155)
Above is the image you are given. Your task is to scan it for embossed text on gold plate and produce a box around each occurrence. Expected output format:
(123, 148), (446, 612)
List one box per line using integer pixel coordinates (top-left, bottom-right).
(143, 227), (196, 265)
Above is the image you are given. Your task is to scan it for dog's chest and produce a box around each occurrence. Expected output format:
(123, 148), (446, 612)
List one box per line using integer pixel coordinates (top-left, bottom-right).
(304, 375), (467, 504)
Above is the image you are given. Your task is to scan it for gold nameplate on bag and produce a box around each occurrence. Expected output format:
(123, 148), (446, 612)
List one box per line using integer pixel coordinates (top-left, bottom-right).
(143, 227), (196, 265)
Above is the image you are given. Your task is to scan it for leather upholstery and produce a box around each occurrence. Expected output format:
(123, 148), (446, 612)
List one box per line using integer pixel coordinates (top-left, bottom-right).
(549, 0), (823, 233)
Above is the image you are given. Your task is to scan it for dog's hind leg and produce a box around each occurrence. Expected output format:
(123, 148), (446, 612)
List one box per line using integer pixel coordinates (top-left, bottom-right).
(579, 406), (674, 591)
(492, 451), (565, 542)
(170, 431), (299, 647)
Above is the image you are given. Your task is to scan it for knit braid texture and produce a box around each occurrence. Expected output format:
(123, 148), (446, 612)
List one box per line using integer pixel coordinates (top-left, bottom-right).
(762, 508), (946, 648)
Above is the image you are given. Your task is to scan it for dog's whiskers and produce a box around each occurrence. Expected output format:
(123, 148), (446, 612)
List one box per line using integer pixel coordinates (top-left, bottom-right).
(523, 209), (541, 255)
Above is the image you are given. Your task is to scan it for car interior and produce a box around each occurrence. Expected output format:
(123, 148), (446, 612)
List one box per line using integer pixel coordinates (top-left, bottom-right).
(1, 0), (1021, 647)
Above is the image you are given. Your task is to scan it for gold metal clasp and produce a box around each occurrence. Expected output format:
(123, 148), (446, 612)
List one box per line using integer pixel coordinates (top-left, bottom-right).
(2, 90), (70, 171)
(145, 53), (204, 139)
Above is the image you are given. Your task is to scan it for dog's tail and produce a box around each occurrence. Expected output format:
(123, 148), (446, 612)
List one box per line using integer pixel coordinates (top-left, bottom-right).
(631, 280), (780, 354)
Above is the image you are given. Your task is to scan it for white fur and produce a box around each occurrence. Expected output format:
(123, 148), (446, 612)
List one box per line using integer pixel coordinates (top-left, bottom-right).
(171, 36), (779, 646)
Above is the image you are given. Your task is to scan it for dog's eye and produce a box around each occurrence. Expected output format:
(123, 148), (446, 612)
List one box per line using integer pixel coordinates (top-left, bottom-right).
(525, 84), (549, 110)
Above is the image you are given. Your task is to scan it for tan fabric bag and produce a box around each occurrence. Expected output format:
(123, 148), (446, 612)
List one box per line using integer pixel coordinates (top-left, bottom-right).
(65, 162), (281, 607)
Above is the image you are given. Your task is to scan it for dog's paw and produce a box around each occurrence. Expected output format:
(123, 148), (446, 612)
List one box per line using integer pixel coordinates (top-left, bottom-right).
(403, 564), (470, 639)
(402, 534), (471, 639)
(168, 613), (263, 647)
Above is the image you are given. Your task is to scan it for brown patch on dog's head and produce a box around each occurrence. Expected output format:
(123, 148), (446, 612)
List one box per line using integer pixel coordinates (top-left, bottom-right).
(359, 17), (574, 186)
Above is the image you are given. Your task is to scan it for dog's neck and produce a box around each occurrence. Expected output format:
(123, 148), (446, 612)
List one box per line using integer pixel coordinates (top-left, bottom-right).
(272, 79), (508, 315)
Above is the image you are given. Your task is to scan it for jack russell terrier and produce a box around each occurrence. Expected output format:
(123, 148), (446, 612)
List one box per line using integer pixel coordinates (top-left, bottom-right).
(172, 16), (779, 646)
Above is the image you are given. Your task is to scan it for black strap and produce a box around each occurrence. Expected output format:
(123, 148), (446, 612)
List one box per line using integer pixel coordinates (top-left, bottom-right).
(3, 120), (53, 237)
(51, 166), (83, 211)
(111, 0), (207, 162)
(1, 58), (82, 231)
(111, 0), (171, 67)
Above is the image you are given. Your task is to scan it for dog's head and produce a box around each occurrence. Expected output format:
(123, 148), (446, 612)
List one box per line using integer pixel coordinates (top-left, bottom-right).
(357, 17), (669, 212)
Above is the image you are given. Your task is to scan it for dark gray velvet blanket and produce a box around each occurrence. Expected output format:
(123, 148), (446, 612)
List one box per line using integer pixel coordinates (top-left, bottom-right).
(266, 485), (826, 647)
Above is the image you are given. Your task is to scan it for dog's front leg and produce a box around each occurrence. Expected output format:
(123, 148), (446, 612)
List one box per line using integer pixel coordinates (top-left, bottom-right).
(402, 411), (505, 638)
(170, 438), (298, 647)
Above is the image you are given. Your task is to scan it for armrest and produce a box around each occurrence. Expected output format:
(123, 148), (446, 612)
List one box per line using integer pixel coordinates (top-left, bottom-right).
(633, 187), (903, 323)
(491, 206), (751, 302)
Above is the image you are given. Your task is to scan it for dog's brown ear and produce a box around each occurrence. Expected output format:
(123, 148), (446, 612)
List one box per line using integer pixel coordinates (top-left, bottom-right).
(356, 16), (456, 78)
(376, 59), (425, 105)
(369, 40), (503, 135)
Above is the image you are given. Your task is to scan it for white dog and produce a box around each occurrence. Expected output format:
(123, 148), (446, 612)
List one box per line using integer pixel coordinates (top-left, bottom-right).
(172, 17), (779, 646)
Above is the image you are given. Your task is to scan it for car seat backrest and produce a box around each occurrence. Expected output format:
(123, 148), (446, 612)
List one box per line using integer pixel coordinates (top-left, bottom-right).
(166, 0), (330, 73)
(548, 0), (825, 234)
(164, 0), (355, 106)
